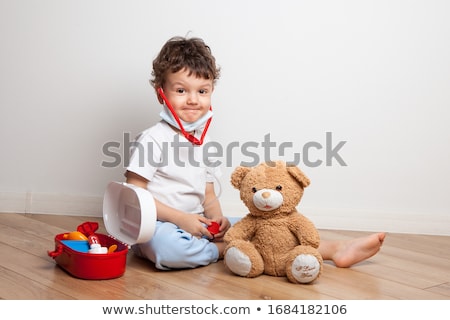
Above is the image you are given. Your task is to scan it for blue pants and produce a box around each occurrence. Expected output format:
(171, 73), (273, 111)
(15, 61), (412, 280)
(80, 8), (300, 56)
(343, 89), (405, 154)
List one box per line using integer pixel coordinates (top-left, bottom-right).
(132, 217), (241, 270)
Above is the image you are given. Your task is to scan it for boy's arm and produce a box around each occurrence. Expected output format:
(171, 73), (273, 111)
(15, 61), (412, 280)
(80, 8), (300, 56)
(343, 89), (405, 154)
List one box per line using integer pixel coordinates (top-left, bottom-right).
(125, 171), (210, 235)
(203, 182), (223, 220)
(203, 182), (230, 240)
(125, 170), (149, 189)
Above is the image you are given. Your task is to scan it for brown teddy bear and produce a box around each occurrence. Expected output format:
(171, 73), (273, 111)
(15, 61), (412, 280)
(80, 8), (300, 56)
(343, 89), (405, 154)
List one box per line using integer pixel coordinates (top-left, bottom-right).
(223, 160), (323, 284)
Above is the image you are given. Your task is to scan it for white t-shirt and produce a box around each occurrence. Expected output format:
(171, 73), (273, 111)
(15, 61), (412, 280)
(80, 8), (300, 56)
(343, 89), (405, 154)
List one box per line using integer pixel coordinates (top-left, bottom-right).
(126, 121), (222, 214)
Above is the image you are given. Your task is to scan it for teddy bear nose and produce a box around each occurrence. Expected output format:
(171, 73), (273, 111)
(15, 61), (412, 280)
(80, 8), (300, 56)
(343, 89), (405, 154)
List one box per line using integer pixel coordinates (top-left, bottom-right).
(262, 191), (271, 199)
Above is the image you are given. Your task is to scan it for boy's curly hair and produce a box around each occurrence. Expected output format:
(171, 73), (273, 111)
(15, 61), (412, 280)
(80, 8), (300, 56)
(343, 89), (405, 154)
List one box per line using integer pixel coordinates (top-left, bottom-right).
(150, 36), (221, 89)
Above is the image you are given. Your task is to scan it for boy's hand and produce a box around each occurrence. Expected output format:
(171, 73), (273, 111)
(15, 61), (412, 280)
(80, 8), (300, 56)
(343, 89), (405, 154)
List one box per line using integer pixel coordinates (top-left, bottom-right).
(177, 213), (212, 239)
(208, 216), (231, 242)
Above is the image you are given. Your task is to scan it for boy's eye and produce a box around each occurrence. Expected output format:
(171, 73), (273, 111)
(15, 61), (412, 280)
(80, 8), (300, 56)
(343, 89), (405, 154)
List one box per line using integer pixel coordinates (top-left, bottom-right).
(176, 88), (185, 94)
(199, 89), (207, 94)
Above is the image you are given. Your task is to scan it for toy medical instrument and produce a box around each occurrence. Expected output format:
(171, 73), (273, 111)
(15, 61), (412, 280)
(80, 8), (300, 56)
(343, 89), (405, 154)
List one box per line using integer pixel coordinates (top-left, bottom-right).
(63, 231), (88, 241)
(88, 234), (108, 254)
(108, 244), (118, 253)
(207, 221), (220, 235)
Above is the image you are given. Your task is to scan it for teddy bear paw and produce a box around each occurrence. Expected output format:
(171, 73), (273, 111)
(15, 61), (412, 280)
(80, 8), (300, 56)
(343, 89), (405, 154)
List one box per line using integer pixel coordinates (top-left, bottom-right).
(290, 254), (321, 284)
(224, 247), (252, 277)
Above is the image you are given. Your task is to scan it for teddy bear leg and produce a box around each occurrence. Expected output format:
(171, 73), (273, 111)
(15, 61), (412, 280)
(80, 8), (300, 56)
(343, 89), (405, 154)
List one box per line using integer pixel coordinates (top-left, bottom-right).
(224, 241), (264, 278)
(286, 246), (323, 284)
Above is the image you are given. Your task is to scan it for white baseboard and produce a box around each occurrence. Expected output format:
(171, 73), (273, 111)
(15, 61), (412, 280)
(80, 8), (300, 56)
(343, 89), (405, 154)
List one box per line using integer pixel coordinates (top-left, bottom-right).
(0, 191), (103, 217)
(303, 207), (450, 236)
(1, 192), (448, 236)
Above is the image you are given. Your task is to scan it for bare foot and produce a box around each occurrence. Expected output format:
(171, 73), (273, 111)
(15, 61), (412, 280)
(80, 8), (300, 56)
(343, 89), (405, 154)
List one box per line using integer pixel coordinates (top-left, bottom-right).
(320, 233), (386, 268)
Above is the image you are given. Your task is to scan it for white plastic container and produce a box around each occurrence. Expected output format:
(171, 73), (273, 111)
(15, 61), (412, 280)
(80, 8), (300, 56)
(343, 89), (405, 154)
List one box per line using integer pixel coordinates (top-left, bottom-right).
(102, 181), (157, 245)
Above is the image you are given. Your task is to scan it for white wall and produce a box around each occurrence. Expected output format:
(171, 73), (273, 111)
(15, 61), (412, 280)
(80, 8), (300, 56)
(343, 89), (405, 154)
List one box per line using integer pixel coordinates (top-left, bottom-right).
(1, 0), (449, 235)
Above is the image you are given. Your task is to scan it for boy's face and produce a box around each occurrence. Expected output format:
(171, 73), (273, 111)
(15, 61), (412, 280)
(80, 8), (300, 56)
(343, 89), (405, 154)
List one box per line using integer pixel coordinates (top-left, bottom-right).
(160, 68), (214, 124)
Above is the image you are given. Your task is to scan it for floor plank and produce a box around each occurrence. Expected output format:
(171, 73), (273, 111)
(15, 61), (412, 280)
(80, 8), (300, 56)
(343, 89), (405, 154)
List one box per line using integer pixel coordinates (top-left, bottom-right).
(1, 213), (449, 300)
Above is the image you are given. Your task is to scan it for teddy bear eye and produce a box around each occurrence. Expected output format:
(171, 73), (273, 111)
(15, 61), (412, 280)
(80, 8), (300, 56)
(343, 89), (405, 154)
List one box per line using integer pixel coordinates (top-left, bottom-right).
(252, 187), (258, 193)
(276, 185), (282, 191)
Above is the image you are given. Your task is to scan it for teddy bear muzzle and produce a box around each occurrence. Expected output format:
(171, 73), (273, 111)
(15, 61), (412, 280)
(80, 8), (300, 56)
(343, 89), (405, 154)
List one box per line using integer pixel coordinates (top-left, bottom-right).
(252, 189), (283, 211)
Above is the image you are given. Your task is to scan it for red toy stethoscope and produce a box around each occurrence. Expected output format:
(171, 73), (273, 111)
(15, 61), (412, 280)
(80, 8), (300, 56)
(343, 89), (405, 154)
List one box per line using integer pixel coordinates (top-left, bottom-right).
(157, 87), (212, 146)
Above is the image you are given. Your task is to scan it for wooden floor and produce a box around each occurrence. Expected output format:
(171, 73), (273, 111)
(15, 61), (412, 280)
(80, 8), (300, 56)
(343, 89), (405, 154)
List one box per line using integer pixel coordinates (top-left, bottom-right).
(1, 212), (449, 300)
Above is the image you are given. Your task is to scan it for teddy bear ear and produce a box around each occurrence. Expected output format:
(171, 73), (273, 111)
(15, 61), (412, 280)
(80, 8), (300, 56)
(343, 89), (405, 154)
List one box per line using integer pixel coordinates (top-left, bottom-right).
(230, 166), (252, 189)
(286, 164), (311, 188)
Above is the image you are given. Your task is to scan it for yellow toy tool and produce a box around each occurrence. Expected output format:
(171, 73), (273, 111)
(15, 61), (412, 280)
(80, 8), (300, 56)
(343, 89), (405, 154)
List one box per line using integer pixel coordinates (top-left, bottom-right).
(63, 231), (88, 240)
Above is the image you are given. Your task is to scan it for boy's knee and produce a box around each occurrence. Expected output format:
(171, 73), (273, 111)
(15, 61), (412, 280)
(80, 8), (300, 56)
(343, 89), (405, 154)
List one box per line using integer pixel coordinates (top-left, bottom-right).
(137, 222), (218, 270)
(153, 228), (217, 269)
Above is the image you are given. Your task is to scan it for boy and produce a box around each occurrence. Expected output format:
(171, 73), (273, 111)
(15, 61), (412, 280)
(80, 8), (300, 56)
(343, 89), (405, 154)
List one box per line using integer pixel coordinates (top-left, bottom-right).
(125, 36), (385, 270)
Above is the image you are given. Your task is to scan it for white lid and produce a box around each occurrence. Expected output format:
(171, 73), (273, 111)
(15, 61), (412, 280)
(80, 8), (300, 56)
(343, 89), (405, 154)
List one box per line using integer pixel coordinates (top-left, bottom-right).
(102, 181), (157, 245)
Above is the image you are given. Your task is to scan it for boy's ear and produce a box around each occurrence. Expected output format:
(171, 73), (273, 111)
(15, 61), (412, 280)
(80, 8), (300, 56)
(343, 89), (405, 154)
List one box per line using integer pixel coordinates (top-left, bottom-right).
(156, 88), (164, 104)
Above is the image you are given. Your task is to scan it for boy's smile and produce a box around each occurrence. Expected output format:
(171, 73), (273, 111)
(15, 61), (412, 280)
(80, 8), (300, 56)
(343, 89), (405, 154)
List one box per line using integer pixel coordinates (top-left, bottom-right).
(160, 68), (213, 124)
